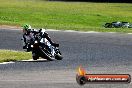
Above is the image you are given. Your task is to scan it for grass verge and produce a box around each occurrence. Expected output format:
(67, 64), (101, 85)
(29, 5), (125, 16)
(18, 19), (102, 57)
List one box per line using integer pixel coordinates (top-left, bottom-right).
(0, 0), (132, 32)
(0, 49), (31, 63)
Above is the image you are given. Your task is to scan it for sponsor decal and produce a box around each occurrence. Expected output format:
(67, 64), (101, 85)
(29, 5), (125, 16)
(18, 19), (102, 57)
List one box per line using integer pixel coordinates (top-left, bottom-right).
(76, 66), (131, 85)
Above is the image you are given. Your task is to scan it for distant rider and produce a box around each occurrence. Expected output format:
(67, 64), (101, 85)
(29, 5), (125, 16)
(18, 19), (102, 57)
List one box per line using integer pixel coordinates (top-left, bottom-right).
(21, 24), (59, 51)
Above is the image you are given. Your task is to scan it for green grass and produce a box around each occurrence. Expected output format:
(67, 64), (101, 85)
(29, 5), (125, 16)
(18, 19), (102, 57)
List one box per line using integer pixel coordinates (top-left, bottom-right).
(0, 0), (132, 32)
(0, 49), (31, 62)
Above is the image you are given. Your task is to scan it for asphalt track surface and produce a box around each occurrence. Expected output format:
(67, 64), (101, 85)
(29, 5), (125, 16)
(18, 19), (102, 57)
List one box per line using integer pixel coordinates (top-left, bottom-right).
(0, 28), (132, 88)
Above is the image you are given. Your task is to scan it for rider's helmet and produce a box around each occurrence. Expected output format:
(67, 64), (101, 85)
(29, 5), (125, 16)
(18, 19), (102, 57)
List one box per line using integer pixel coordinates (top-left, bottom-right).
(22, 24), (31, 33)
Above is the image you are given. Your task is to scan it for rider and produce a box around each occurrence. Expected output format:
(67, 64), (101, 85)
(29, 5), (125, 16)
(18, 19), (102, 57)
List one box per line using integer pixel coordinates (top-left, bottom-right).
(22, 24), (59, 50)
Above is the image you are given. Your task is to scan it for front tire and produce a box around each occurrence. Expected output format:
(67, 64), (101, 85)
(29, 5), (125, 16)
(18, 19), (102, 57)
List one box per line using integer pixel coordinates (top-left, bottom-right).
(32, 51), (39, 60)
(33, 56), (39, 60)
(55, 53), (63, 60)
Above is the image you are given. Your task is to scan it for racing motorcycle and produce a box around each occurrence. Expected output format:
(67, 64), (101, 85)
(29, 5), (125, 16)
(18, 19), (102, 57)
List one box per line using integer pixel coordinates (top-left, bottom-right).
(104, 21), (131, 28)
(26, 29), (63, 61)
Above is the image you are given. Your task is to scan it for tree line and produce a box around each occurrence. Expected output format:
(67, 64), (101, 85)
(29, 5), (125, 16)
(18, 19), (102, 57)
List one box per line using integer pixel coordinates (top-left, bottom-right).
(48, 0), (132, 3)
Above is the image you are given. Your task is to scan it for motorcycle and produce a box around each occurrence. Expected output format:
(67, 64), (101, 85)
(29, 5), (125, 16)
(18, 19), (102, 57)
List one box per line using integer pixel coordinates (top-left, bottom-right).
(104, 21), (131, 28)
(26, 29), (63, 61)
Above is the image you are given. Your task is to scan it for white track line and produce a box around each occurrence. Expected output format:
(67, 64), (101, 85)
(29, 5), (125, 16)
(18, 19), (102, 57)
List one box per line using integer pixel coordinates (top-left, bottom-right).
(80, 31), (100, 33)
(107, 32), (116, 33)
(0, 59), (47, 64)
(127, 33), (132, 35)
(47, 29), (132, 35)
(2, 27), (132, 34)
(47, 29), (100, 33)
(0, 61), (15, 65)
(21, 59), (47, 62)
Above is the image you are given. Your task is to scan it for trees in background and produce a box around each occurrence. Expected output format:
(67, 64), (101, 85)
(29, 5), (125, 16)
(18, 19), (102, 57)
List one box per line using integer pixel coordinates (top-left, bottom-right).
(48, 0), (132, 3)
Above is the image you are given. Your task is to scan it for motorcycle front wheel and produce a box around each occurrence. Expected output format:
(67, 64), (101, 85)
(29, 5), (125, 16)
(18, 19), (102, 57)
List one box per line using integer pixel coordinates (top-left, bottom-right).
(55, 52), (63, 60)
(32, 52), (39, 60)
